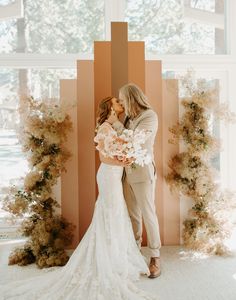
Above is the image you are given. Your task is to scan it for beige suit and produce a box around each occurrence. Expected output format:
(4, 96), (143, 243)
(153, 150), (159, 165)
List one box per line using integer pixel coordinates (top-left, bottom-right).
(113, 109), (161, 257)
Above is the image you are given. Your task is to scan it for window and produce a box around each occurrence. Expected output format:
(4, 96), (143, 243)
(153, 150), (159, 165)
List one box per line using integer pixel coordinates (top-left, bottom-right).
(125, 0), (226, 54)
(0, 0), (105, 54)
(190, 0), (216, 12)
(0, 0), (235, 244)
(163, 69), (227, 181)
(0, 68), (76, 237)
(163, 68), (236, 247)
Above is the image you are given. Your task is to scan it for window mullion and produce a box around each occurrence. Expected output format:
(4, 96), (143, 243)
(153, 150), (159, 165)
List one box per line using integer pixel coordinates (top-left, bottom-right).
(226, 0), (236, 55)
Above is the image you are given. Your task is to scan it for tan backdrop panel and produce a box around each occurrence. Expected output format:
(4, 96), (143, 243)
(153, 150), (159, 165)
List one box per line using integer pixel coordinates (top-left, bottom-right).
(128, 42), (145, 91)
(94, 41), (112, 176)
(77, 60), (96, 241)
(145, 60), (164, 244)
(60, 79), (79, 248)
(73, 23), (181, 247)
(94, 42), (112, 104)
(127, 40), (147, 244)
(111, 22), (128, 97)
(162, 79), (180, 245)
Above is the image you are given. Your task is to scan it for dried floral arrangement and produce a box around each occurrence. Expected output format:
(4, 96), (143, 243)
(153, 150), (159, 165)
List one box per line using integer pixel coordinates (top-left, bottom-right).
(166, 71), (236, 255)
(3, 96), (75, 268)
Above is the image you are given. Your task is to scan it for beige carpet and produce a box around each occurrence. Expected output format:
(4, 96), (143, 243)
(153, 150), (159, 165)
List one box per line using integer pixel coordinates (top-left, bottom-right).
(0, 240), (236, 300)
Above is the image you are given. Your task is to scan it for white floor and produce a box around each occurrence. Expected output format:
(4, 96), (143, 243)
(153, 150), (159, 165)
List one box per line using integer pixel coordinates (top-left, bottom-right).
(0, 240), (236, 300)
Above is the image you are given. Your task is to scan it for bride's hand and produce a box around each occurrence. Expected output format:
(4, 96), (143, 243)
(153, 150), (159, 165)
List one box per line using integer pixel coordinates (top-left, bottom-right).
(106, 108), (118, 124)
(123, 158), (135, 166)
(115, 157), (134, 166)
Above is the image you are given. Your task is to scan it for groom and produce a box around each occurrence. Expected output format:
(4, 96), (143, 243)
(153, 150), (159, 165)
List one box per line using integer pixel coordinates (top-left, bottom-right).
(107, 83), (161, 278)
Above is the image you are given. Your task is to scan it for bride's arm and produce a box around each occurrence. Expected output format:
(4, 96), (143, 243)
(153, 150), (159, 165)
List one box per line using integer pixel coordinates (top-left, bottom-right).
(95, 123), (126, 166)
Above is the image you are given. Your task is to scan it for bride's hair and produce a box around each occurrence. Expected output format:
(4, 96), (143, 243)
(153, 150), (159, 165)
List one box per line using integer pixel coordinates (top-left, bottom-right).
(95, 96), (113, 131)
(119, 83), (151, 119)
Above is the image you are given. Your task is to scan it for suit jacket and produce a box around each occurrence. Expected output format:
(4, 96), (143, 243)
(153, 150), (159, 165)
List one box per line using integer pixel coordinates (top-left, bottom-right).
(113, 109), (158, 183)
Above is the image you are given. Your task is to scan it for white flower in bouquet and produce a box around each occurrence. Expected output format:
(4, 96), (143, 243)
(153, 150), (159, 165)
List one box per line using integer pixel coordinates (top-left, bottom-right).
(95, 128), (151, 167)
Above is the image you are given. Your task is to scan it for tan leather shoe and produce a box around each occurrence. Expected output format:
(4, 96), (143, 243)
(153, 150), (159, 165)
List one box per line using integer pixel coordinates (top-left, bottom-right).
(148, 257), (161, 278)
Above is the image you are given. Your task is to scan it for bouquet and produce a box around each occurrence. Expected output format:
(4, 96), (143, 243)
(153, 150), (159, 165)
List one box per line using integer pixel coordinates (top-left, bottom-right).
(94, 127), (151, 167)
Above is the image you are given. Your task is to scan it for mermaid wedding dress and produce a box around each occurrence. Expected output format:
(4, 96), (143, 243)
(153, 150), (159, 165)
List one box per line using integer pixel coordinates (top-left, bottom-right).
(0, 124), (157, 300)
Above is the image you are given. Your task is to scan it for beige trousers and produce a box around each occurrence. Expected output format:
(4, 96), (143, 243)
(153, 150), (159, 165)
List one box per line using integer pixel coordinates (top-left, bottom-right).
(123, 175), (161, 257)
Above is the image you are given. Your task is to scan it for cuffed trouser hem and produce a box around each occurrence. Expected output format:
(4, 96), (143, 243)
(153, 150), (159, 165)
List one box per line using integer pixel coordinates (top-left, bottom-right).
(147, 247), (160, 258)
(137, 240), (161, 257)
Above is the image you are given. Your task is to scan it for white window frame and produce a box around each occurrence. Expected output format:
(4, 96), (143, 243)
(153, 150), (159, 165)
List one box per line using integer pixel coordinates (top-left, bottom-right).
(0, 0), (235, 67)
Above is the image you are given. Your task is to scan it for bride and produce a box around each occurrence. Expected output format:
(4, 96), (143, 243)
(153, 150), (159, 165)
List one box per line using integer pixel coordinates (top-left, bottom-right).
(0, 96), (157, 300)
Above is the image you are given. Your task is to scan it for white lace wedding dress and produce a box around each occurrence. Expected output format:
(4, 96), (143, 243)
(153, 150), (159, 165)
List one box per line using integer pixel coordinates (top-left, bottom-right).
(0, 125), (157, 300)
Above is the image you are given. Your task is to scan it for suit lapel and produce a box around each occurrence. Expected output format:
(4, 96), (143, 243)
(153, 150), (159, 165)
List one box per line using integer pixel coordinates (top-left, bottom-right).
(125, 109), (151, 130)
(130, 109), (150, 130)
